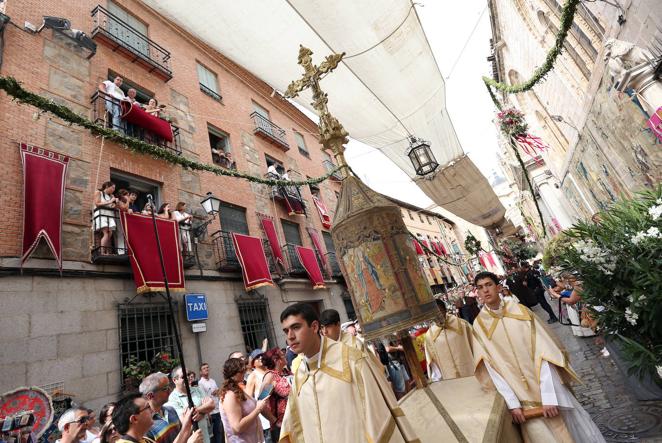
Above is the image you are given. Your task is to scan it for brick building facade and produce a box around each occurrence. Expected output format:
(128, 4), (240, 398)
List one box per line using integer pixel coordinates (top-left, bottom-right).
(0, 0), (350, 409)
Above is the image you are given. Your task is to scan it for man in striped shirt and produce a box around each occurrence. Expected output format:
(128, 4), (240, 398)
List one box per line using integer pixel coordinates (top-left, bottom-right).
(140, 373), (199, 443)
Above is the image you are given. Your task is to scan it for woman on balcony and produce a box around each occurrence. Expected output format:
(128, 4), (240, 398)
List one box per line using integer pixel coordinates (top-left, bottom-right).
(144, 98), (162, 118)
(172, 202), (193, 253)
(156, 203), (172, 219)
(93, 181), (118, 255)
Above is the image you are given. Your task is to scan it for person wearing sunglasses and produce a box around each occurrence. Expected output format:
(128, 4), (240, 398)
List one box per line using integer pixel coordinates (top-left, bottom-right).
(111, 393), (155, 443)
(57, 408), (90, 443)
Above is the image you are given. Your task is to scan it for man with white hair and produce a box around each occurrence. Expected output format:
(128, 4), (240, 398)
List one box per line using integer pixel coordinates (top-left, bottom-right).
(140, 372), (196, 443)
(57, 408), (89, 443)
(167, 366), (214, 443)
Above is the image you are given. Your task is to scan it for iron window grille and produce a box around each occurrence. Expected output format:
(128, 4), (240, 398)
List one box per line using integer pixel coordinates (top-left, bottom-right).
(235, 292), (277, 353)
(118, 302), (179, 383)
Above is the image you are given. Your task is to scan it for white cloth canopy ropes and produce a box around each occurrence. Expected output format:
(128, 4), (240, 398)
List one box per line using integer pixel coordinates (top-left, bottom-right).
(141, 0), (506, 227)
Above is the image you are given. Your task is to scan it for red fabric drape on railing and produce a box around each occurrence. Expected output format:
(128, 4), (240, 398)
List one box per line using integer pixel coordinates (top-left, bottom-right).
(120, 100), (174, 142)
(487, 252), (497, 267)
(295, 246), (325, 289)
(283, 194), (305, 216)
(306, 227), (328, 270)
(260, 218), (285, 267)
(120, 212), (186, 294)
(312, 196), (332, 229)
(439, 242), (448, 255)
(414, 239), (424, 255)
(232, 233), (274, 291)
(20, 143), (69, 269)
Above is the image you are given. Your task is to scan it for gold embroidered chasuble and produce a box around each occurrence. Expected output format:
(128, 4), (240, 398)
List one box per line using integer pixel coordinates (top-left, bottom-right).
(340, 330), (367, 352)
(279, 338), (419, 443)
(424, 314), (475, 379)
(472, 301), (580, 442)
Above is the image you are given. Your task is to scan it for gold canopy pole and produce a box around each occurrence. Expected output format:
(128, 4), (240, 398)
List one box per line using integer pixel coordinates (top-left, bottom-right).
(285, 45), (435, 389)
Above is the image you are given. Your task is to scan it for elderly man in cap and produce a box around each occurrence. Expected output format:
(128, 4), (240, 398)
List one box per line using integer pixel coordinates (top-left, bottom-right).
(57, 408), (89, 443)
(320, 309), (366, 351)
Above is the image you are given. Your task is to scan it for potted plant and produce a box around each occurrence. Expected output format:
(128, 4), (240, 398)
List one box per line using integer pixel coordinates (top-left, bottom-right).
(555, 187), (662, 398)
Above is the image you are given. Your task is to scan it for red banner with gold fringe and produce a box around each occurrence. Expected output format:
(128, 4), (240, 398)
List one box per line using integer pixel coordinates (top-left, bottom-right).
(312, 195), (332, 229)
(306, 227), (328, 271)
(232, 232), (274, 291)
(120, 212), (186, 294)
(20, 143), (69, 270)
(260, 218), (285, 267)
(295, 245), (325, 289)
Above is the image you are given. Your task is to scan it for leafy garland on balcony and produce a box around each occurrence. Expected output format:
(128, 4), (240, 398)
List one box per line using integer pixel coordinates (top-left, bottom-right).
(482, 0), (580, 105)
(0, 76), (346, 187)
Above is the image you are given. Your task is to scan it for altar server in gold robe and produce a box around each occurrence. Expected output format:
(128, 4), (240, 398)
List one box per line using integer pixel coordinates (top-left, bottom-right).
(320, 309), (366, 352)
(424, 300), (475, 381)
(472, 272), (604, 443)
(278, 303), (419, 443)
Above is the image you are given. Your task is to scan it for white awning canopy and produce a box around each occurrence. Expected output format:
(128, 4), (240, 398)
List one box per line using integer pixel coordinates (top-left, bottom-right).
(142, 0), (506, 227)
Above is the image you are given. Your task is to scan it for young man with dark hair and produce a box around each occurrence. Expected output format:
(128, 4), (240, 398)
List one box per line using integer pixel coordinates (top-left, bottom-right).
(423, 299), (474, 381)
(471, 272), (604, 442)
(112, 393), (154, 443)
(278, 302), (418, 443)
(319, 309), (366, 351)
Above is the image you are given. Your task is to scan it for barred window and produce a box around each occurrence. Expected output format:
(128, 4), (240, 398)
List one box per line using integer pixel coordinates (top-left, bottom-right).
(118, 302), (179, 378)
(197, 63), (221, 100)
(235, 293), (277, 353)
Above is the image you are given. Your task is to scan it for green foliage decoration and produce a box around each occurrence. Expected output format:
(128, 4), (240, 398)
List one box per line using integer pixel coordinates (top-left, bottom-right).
(464, 232), (482, 256)
(0, 76), (346, 187)
(555, 186), (662, 383)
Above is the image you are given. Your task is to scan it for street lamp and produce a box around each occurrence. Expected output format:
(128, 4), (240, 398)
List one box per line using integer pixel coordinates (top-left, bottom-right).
(550, 115), (579, 132)
(406, 136), (439, 176)
(194, 192), (221, 238)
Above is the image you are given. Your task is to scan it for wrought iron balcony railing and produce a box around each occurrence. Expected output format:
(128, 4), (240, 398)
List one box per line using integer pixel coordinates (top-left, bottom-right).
(91, 209), (128, 264)
(282, 243), (307, 276)
(324, 251), (343, 279)
(91, 5), (172, 81)
(250, 112), (289, 150)
(211, 230), (241, 272)
(323, 160), (342, 180)
(91, 91), (182, 155)
(200, 83), (222, 101)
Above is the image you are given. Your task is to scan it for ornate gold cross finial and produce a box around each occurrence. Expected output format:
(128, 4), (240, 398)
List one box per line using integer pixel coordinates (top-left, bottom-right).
(285, 45), (349, 171)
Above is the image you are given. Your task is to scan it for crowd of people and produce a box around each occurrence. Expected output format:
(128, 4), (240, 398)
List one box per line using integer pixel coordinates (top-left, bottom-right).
(51, 263), (604, 443)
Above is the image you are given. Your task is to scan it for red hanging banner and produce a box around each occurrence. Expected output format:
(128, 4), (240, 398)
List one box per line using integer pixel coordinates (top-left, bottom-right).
(487, 252), (497, 267)
(120, 212), (186, 294)
(260, 218), (285, 267)
(282, 193), (305, 216)
(20, 143), (69, 269)
(306, 227), (328, 271)
(312, 195), (332, 229)
(439, 241), (448, 255)
(413, 238), (424, 255)
(232, 233), (274, 291)
(295, 246), (325, 289)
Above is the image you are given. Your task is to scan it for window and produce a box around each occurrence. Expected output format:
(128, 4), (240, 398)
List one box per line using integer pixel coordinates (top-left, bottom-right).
(118, 302), (178, 385)
(236, 293), (277, 353)
(281, 219), (302, 245)
(208, 125), (234, 169)
(407, 210), (414, 220)
(308, 177), (320, 197)
(294, 131), (309, 157)
(419, 213), (424, 223)
(252, 101), (270, 120)
(219, 202), (248, 234)
(110, 170), (160, 213)
(107, 0), (148, 57)
(108, 71), (153, 104)
(265, 155), (285, 175)
(427, 216), (433, 225)
(197, 63), (221, 101)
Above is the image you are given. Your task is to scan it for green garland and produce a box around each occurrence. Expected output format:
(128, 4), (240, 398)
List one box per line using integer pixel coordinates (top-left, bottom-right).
(0, 76), (346, 187)
(482, 0), (580, 95)
(464, 232), (482, 256)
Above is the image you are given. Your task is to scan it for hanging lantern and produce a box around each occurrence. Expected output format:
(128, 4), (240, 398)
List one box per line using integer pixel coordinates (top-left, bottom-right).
(406, 136), (438, 176)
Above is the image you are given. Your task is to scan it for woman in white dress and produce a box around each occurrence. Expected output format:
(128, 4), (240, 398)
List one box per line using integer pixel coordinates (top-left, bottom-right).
(172, 201), (193, 253)
(93, 181), (118, 254)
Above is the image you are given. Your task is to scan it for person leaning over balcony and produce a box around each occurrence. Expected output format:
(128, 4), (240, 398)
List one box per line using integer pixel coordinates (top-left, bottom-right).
(145, 98), (162, 118)
(128, 190), (140, 213)
(93, 181), (118, 255)
(172, 202), (193, 253)
(99, 76), (125, 131)
(157, 203), (172, 220)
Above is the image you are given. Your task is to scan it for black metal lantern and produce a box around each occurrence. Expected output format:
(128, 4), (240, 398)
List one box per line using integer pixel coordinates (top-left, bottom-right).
(200, 192), (221, 216)
(406, 136), (438, 176)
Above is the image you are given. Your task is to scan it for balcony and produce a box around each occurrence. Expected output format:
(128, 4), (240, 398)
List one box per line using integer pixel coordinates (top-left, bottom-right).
(324, 251), (343, 279)
(265, 172), (307, 216)
(250, 112), (289, 150)
(91, 209), (196, 266)
(91, 91), (182, 155)
(91, 209), (129, 264)
(323, 160), (342, 180)
(91, 5), (172, 81)
(281, 243), (307, 277)
(211, 230), (241, 272)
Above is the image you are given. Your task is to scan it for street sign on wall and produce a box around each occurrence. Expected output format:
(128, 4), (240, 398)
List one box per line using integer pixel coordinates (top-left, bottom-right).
(185, 293), (208, 321)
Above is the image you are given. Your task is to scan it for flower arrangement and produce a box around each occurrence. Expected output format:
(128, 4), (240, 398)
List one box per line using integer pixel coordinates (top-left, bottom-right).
(123, 351), (180, 391)
(497, 108), (528, 137)
(554, 186), (662, 384)
(464, 232), (482, 256)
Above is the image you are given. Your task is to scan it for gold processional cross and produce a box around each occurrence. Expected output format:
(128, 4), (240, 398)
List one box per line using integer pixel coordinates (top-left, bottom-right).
(284, 45), (350, 176)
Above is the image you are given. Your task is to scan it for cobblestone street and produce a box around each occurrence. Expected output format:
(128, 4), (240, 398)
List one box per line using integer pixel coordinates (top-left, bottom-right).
(531, 304), (662, 442)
